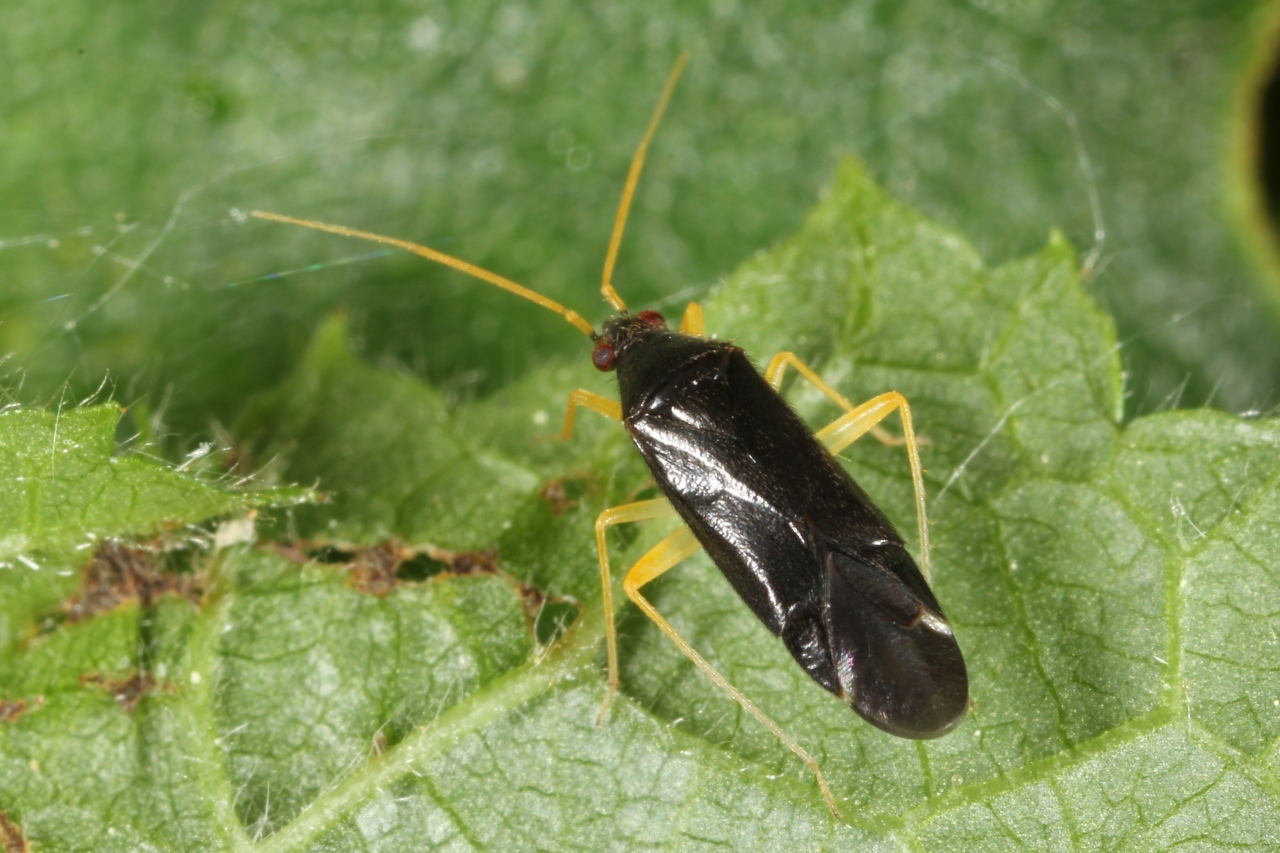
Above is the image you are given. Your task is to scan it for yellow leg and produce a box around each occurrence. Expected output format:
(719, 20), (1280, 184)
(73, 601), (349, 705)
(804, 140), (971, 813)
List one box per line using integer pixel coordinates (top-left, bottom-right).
(763, 352), (931, 582)
(679, 301), (705, 335)
(549, 389), (622, 441)
(764, 351), (906, 447)
(595, 498), (678, 723)
(621, 527), (842, 819)
(818, 392), (931, 583)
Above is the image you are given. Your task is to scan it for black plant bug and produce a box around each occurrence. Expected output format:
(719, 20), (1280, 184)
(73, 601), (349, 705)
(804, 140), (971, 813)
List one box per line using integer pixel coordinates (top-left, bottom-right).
(252, 54), (968, 818)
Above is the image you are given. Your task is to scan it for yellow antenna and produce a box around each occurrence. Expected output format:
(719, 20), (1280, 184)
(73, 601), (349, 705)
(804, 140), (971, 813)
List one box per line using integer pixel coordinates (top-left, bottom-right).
(600, 53), (688, 313)
(250, 211), (597, 338)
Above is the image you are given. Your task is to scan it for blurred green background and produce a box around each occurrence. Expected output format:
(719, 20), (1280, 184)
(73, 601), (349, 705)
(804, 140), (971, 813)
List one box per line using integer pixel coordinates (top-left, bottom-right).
(3, 0), (1279, 446)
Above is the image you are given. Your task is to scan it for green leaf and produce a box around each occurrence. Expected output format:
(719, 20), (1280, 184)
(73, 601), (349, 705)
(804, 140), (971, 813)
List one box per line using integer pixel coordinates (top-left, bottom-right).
(4, 157), (1279, 851)
(0, 405), (307, 654)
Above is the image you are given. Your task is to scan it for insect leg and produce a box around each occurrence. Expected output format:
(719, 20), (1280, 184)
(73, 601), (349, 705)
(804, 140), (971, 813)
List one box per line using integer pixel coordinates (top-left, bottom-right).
(621, 527), (842, 819)
(764, 352), (906, 447)
(594, 498), (678, 724)
(549, 390), (623, 441)
(815, 391), (931, 582)
(678, 302), (704, 335)
(763, 352), (931, 578)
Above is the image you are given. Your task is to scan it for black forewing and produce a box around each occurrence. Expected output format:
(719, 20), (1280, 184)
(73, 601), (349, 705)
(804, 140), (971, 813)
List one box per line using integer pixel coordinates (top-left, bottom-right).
(621, 335), (967, 737)
(823, 547), (968, 737)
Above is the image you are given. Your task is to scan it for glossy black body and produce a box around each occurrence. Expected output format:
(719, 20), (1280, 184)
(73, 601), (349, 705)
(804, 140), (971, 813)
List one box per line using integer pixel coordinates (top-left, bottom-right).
(603, 315), (968, 738)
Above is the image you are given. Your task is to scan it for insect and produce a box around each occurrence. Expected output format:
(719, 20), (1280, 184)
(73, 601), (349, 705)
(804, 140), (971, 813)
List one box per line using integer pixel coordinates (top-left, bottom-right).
(252, 54), (968, 818)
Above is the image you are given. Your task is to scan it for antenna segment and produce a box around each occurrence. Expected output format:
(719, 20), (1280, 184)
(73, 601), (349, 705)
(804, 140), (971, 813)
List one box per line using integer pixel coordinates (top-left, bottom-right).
(250, 211), (597, 338)
(252, 52), (688, 333)
(599, 53), (688, 313)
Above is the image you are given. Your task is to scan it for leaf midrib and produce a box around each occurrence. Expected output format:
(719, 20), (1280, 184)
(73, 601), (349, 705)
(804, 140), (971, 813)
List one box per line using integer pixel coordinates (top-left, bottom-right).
(252, 603), (605, 853)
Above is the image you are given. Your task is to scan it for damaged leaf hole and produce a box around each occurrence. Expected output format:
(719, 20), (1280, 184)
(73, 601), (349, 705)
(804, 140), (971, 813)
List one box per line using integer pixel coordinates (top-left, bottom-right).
(27, 539), (206, 642)
(276, 539), (581, 648)
(17, 539), (223, 715)
(64, 541), (202, 619)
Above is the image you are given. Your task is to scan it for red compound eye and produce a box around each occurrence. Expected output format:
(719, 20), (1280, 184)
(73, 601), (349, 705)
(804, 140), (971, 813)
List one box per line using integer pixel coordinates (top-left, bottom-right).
(637, 309), (665, 327)
(592, 341), (617, 371)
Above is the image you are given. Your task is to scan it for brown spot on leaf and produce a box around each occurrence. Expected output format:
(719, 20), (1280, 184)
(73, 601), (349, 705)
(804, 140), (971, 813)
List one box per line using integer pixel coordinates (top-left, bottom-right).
(518, 581), (546, 610)
(80, 670), (167, 713)
(64, 541), (200, 621)
(268, 539), (314, 565)
(538, 480), (574, 516)
(0, 812), (28, 853)
(518, 582), (547, 633)
(0, 700), (27, 723)
(425, 545), (499, 577)
(538, 473), (595, 516)
(347, 543), (402, 597)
